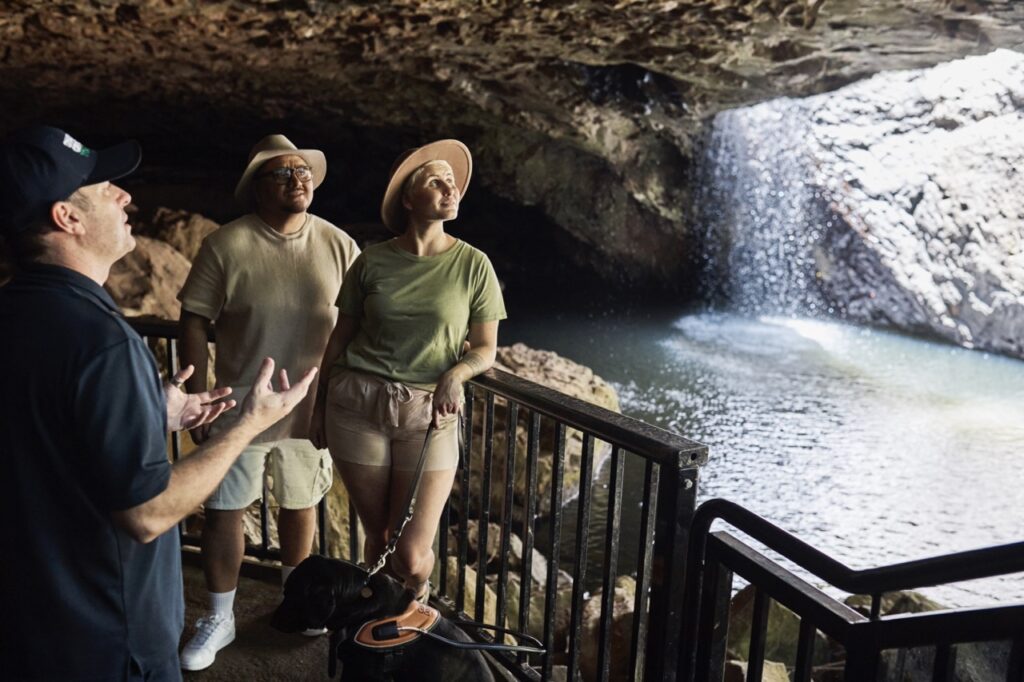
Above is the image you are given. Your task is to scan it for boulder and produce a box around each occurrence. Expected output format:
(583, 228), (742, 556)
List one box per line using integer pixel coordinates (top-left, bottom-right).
(504, 568), (574, 654)
(724, 660), (790, 682)
(844, 591), (943, 617)
(579, 575), (636, 682)
(727, 585), (831, 666)
(105, 235), (190, 319)
(844, 592), (1010, 682)
(446, 520), (503, 571)
(442, 556), (499, 628)
(134, 207), (219, 262)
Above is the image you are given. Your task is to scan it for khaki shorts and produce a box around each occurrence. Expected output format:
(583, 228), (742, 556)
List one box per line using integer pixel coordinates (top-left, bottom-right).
(325, 369), (459, 471)
(206, 438), (333, 511)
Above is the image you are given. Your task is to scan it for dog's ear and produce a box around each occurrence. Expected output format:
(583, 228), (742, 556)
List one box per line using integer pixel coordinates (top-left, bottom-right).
(272, 557), (337, 632)
(302, 582), (337, 628)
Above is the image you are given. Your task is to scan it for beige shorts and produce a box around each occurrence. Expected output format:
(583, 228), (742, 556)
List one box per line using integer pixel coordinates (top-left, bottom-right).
(325, 369), (459, 471)
(206, 438), (333, 511)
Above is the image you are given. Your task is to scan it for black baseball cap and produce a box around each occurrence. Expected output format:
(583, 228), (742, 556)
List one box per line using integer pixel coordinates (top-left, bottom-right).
(0, 125), (141, 235)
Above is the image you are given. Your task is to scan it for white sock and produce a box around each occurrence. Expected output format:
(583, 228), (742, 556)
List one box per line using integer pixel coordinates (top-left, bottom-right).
(281, 565), (295, 592)
(208, 589), (236, 618)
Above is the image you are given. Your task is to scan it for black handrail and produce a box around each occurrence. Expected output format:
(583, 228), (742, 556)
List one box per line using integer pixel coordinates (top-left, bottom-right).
(679, 499), (1024, 681)
(473, 369), (707, 466)
(688, 498), (1024, 594)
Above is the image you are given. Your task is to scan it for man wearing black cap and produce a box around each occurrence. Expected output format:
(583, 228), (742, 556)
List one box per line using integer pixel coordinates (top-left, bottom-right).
(0, 125), (319, 680)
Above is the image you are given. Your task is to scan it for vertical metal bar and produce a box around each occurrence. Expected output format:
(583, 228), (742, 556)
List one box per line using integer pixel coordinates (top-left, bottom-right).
(644, 461), (699, 682)
(166, 336), (189, 543)
(630, 459), (659, 682)
(541, 422), (567, 682)
(596, 446), (624, 682)
(348, 499), (359, 562)
(495, 401), (519, 632)
(260, 493), (270, 555)
(567, 433), (596, 680)
(456, 384), (475, 615)
(693, 543), (732, 682)
(932, 644), (956, 682)
(475, 392), (496, 624)
(517, 411), (541, 666)
(316, 497), (327, 556)
(438, 497), (450, 600)
(870, 593), (883, 620)
(793, 619), (816, 682)
(168, 337), (181, 463)
(745, 588), (770, 682)
(844, 643), (880, 682)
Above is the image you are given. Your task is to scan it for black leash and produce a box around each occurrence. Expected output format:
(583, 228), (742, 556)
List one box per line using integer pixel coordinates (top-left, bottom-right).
(363, 422), (436, 583)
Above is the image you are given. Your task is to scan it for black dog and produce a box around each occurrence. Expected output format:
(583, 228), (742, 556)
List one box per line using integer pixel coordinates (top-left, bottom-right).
(272, 555), (495, 681)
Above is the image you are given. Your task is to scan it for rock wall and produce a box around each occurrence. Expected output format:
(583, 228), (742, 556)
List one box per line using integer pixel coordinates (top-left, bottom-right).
(2, 1), (1023, 291)
(813, 49), (1024, 357)
(702, 49), (1024, 358)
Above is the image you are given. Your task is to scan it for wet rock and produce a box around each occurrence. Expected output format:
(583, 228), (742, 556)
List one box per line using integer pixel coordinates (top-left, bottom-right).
(504, 568), (574, 655)
(810, 50), (1024, 359)
(727, 584), (831, 666)
(724, 659), (790, 682)
(442, 556), (499, 627)
(456, 343), (621, 522)
(844, 592), (1010, 682)
(579, 575), (636, 682)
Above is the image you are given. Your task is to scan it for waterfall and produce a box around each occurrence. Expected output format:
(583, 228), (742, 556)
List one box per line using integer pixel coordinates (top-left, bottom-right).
(698, 98), (831, 317)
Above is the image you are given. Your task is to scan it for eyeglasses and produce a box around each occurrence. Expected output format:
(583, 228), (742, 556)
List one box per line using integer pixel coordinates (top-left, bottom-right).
(256, 166), (313, 184)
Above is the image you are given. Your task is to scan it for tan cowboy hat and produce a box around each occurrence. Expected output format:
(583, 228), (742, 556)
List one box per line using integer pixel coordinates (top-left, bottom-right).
(380, 139), (472, 232)
(234, 134), (327, 208)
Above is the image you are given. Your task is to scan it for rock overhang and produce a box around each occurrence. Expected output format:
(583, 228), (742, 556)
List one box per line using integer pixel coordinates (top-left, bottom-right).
(1, 0), (1023, 294)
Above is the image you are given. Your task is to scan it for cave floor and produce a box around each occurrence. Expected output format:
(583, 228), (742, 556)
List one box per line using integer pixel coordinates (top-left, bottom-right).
(180, 562), (329, 682)
(179, 560), (517, 681)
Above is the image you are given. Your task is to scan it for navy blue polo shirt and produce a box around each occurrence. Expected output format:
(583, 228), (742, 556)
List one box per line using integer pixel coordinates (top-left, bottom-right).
(0, 264), (183, 680)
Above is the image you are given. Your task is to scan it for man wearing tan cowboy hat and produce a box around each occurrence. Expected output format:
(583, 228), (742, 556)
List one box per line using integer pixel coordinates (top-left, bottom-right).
(176, 134), (359, 671)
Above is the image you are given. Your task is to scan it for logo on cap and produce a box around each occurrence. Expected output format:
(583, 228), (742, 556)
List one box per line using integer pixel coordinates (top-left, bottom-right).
(62, 133), (91, 158)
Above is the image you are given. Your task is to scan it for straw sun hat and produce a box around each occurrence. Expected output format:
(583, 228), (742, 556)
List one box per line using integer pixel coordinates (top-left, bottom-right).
(380, 139), (472, 232)
(234, 134), (327, 207)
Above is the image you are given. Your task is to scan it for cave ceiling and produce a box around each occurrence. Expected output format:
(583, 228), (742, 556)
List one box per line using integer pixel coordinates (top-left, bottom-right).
(1, 0), (1023, 294)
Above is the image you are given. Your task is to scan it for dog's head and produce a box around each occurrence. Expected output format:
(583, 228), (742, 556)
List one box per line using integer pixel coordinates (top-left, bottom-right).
(271, 555), (416, 633)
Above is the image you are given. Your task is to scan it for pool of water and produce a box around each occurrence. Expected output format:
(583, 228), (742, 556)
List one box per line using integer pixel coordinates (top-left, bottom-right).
(504, 307), (1024, 607)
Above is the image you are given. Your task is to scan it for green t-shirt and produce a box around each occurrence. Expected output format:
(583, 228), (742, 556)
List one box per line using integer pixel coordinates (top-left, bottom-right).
(335, 239), (507, 387)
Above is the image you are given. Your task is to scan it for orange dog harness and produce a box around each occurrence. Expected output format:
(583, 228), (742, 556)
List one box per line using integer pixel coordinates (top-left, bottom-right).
(353, 602), (441, 649)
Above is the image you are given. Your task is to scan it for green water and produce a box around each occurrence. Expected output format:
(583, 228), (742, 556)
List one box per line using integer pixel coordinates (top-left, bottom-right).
(503, 307), (1024, 607)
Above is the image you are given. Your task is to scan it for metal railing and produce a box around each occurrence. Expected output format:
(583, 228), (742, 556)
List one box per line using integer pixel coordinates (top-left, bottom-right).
(129, 316), (709, 682)
(678, 499), (1024, 681)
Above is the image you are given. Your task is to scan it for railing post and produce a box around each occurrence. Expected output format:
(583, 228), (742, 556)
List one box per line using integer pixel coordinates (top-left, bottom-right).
(644, 457), (699, 682)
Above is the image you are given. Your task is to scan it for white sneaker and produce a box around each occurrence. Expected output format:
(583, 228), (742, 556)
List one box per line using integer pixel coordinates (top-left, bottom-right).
(180, 613), (235, 671)
(301, 626), (328, 637)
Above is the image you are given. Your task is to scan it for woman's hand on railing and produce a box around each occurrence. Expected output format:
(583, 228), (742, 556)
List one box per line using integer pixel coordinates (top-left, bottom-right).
(432, 370), (464, 428)
(164, 364), (236, 434)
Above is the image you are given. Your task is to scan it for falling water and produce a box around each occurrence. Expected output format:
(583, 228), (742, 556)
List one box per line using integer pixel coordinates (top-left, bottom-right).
(698, 99), (833, 317)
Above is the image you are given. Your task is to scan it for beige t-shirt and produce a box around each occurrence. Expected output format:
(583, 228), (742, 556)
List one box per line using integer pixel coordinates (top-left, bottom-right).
(178, 213), (360, 442)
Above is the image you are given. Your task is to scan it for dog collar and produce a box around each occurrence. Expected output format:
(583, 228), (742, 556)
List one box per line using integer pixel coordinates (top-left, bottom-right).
(353, 602), (441, 649)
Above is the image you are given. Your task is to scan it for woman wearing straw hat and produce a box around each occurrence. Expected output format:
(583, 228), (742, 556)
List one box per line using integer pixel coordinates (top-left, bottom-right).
(310, 140), (506, 599)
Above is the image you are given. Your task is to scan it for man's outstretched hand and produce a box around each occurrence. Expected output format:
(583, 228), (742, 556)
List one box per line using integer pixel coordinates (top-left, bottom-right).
(164, 365), (236, 433)
(238, 358), (317, 435)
